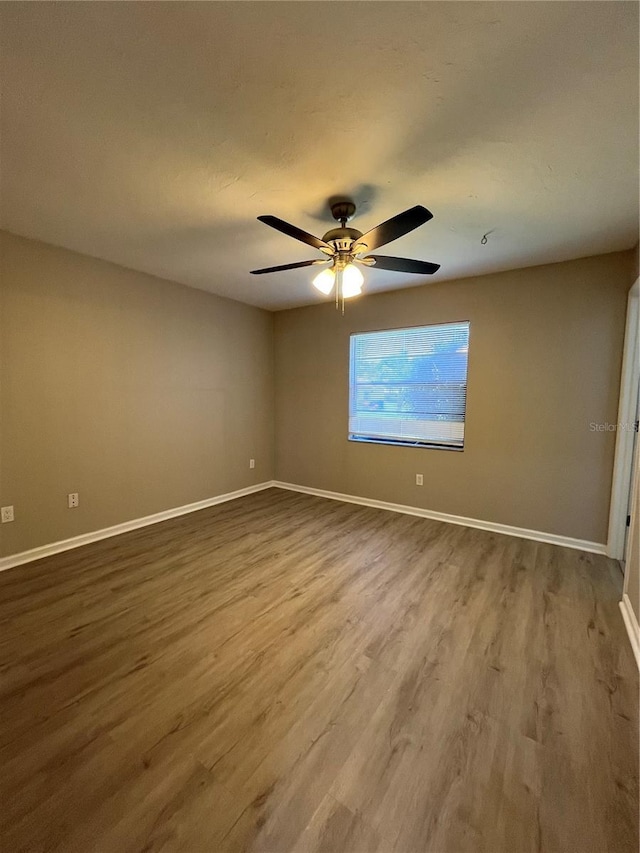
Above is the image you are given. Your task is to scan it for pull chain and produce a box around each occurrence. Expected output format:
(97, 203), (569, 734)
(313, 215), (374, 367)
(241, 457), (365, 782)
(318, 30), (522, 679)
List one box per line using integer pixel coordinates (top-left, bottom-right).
(336, 217), (347, 314)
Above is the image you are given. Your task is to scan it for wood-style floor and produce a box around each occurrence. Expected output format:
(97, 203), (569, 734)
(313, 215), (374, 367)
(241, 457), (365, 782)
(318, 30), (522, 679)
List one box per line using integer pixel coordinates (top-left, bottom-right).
(0, 488), (637, 853)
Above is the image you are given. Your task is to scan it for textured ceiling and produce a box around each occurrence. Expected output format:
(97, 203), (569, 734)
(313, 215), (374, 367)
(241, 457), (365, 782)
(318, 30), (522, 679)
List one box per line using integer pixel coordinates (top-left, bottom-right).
(1, 2), (638, 310)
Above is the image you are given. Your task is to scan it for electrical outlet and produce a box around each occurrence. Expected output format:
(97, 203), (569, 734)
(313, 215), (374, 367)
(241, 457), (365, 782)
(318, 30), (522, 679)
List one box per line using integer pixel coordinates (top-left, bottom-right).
(1, 505), (15, 523)
(68, 493), (79, 508)
(249, 459), (255, 469)
(416, 474), (424, 486)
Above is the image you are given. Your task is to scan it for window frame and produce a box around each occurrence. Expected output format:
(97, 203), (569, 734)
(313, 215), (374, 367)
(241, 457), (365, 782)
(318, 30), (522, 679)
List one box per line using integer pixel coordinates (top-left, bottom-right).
(348, 320), (471, 452)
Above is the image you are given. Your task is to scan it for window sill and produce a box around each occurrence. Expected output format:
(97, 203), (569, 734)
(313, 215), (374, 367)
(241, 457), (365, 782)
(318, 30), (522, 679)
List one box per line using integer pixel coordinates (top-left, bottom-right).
(348, 436), (464, 452)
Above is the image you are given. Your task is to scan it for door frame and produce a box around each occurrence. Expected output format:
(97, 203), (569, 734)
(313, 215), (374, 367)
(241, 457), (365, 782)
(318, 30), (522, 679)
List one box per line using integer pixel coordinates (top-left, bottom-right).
(608, 278), (639, 560)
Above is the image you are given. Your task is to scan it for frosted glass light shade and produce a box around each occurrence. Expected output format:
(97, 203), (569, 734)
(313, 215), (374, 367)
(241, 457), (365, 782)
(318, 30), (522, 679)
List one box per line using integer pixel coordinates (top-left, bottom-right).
(312, 267), (335, 295)
(341, 263), (364, 298)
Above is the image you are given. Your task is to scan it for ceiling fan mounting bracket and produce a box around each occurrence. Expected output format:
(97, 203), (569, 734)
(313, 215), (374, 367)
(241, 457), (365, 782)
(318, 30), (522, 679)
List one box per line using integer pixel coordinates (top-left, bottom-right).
(330, 200), (356, 224)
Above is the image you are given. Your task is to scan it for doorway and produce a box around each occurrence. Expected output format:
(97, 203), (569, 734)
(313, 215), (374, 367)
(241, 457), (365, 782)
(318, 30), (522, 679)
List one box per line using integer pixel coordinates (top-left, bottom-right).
(608, 278), (639, 563)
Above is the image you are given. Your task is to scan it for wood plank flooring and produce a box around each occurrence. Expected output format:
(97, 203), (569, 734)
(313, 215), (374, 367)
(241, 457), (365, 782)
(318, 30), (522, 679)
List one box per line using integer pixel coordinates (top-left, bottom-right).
(0, 487), (637, 852)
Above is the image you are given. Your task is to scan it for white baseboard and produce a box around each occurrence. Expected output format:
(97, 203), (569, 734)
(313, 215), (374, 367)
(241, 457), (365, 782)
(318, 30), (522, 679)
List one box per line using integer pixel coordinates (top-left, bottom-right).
(0, 478), (608, 573)
(619, 594), (640, 671)
(0, 481), (276, 572)
(272, 481), (608, 555)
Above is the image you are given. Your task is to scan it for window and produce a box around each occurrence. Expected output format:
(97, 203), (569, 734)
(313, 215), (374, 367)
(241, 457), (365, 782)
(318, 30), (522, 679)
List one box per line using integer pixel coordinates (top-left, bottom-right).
(349, 321), (470, 449)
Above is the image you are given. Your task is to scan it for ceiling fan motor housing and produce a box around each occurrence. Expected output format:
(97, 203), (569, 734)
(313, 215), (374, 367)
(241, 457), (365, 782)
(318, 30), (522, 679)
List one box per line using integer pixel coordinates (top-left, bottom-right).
(321, 226), (363, 253)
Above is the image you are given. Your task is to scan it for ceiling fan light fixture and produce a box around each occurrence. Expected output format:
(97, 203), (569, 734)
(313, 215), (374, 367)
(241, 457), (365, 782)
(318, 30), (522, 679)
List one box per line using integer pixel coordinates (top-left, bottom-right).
(312, 266), (335, 295)
(341, 263), (364, 298)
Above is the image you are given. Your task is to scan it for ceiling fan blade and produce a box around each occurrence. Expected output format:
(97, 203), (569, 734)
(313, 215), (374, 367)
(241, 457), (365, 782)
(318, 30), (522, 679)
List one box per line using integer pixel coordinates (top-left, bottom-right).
(364, 255), (440, 275)
(257, 215), (334, 254)
(250, 259), (327, 275)
(353, 205), (433, 252)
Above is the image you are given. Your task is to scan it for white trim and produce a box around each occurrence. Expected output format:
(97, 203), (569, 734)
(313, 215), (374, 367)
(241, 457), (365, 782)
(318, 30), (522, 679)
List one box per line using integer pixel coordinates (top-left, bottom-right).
(0, 477), (609, 573)
(273, 481), (607, 554)
(608, 278), (640, 559)
(0, 481), (276, 572)
(619, 594), (640, 671)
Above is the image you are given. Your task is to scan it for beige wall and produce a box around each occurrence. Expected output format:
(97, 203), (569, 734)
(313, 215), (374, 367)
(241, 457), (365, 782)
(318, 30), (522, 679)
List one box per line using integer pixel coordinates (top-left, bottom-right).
(0, 231), (274, 557)
(1, 232), (633, 558)
(274, 251), (634, 544)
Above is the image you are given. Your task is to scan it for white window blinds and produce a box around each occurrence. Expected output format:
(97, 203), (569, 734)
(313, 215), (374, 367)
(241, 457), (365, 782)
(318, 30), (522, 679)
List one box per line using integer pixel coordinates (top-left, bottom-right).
(349, 322), (470, 448)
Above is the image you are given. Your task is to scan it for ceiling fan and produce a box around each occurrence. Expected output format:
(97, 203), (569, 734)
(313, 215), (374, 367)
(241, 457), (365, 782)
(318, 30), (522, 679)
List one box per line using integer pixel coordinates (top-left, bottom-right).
(250, 200), (440, 306)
